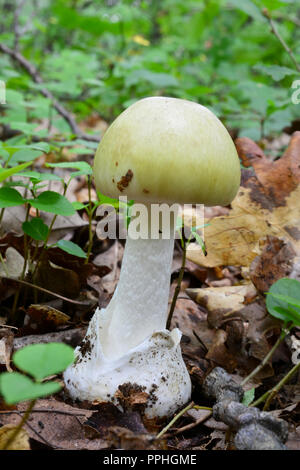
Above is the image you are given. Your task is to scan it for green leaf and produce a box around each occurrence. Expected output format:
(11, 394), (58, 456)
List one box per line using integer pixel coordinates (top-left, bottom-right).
(72, 201), (87, 210)
(0, 372), (61, 404)
(266, 278), (300, 327)
(242, 388), (255, 406)
(0, 161), (33, 183)
(0, 187), (25, 208)
(22, 217), (49, 241)
(227, 0), (266, 22)
(45, 161), (93, 177)
(125, 69), (179, 88)
(254, 64), (297, 81)
(13, 343), (74, 381)
(18, 171), (63, 182)
(56, 240), (87, 258)
(9, 149), (42, 164)
(193, 232), (207, 256)
(29, 191), (76, 216)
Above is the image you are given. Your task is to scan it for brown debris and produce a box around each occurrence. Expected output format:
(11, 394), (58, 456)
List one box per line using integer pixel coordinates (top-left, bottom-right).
(117, 169), (133, 192)
(115, 383), (149, 412)
(250, 236), (296, 293)
(236, 131), (300, 205)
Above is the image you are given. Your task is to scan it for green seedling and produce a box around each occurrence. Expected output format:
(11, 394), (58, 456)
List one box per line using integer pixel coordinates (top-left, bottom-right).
(266, 278), (300, 327)
(241, 278), (300, 409)
(0, 342), (74, 450)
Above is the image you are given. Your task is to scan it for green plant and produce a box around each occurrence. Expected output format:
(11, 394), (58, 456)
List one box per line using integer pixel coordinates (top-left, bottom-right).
(0, 342), (74, 450)
(241, 278), (300, 408)
(266, 277), (300, 327)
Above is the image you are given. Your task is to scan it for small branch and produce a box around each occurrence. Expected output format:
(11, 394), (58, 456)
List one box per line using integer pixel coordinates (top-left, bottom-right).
(156, 402), (212, 439)
(0, 275), (89, 305)
(166, 239), (187, 330)
(251, 361), (300, 409)
(0, 43), (99, 142)
(263, 8), (300, 73)
(0, 408), (88, 417)
(241, 329), (288, 387)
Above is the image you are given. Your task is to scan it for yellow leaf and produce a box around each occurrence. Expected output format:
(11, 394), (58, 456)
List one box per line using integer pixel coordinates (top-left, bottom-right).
(0, 424), (30, 450)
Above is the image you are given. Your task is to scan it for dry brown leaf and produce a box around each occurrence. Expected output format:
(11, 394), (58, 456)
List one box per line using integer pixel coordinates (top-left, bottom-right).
(187, 132), (300, 268)
(26, 304), (70, 330)
(249, 236), (296, 293)
(186, 283), (257, 328)
(0, 424), (30, 450)
(0, 398), (106, 450)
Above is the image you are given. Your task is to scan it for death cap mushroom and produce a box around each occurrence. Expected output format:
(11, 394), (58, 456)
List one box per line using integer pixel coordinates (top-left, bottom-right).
(93, 96), (241, 206)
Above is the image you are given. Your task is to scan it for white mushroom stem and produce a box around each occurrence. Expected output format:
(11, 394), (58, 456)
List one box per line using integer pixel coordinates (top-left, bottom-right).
(64, 204), (192, 417)
(101, 206), (178, 360)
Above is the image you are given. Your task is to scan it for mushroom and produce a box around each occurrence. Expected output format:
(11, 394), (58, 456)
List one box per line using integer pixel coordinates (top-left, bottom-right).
(64, 97), (241, 417)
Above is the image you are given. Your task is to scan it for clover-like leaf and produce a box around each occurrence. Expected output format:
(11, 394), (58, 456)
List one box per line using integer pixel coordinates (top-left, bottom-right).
(13, 343), (74, 380)
(0, 372), (61, 404)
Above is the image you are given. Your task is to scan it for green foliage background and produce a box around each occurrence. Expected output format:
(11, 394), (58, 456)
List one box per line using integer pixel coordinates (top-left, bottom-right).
(0, 0), (299, 142)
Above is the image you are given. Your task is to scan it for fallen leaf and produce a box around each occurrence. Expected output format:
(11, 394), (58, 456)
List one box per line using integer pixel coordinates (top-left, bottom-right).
(0, 247), (24, 279)
(187, 132), (300, 268)
(186, 283), (257, 328)
(0, 424), (30, 450)
(26, 304), (70, 332)
(0, 397), (106, 450)
(250, 236), (296, 293)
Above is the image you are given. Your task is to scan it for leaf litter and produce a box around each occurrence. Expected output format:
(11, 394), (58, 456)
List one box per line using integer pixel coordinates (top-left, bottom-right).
(0, 133), (300, 450)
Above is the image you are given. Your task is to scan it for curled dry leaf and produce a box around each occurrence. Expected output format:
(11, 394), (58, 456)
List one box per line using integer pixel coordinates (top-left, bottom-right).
(186, 283), (281, 378)
(186, 283), (258, 329)
(26, 304), (70, 331)
(187, 132), (300, 268)
(250, 236), (296, 293)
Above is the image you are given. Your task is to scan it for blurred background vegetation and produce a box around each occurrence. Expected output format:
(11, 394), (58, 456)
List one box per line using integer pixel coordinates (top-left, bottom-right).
(0, 0), (299, 144)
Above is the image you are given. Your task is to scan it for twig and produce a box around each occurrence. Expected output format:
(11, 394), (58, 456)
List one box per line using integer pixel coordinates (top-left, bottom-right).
(156, 402), (194, 439)
(156, 402), (212, 439)
(0, 408), (88, 417)
(263, 8), (300, 73)
(241, 329), (289, 387)
(0, 275), (89, 305)
(0, 43), (99, 142)
(166, 239), (187, 329)
(251, 361), (300, 409)
(167, 410), (212, 437)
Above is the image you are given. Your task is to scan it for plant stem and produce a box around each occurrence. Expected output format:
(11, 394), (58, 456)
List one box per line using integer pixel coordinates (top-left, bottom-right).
(85, 175), (93, 264)
(10, 204), (31, 322)
(0, 207), (5, 232)
(2, 399), (36, 450)
(251, 361), (300, 409)
(1, 274), (87, 305)
(156, 402), (212, 439)
(263, 9), (300, 73)
(166, 238), (187, 330)
(241, 329), (289, 387)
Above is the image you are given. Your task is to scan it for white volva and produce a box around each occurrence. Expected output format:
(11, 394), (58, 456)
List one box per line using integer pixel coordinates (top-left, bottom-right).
(64, 97), (241, 417)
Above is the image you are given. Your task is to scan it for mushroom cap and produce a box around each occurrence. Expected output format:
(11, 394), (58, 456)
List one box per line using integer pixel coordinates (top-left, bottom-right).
(93, 96), (241, 206)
